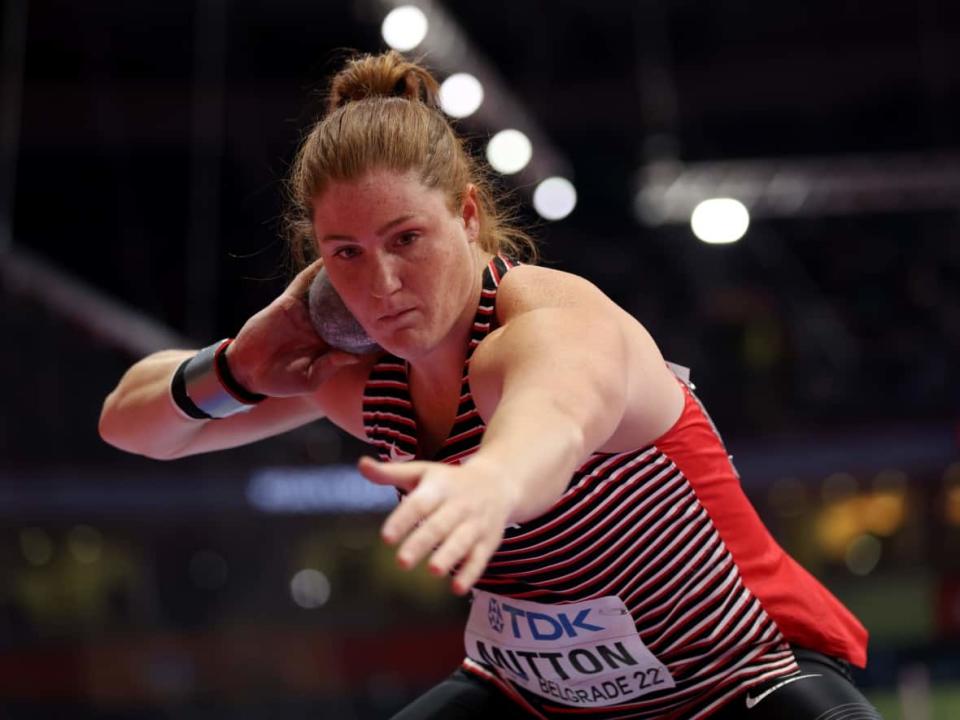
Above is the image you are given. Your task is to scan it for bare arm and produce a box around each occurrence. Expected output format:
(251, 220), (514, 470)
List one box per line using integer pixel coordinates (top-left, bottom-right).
(464, 306), (629, 522)
(99, 260), (370, 460)
(465, 271), (683, 522)
(358, 267), (683, 593)
(98, 350), (339, 460)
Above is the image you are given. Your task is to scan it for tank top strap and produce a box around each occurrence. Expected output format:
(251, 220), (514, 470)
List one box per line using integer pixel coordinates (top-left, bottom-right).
(467, 253), (518, 358)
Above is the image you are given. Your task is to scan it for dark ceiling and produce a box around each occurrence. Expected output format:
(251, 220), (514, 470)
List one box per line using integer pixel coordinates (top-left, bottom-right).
(5, 0), (960, 456)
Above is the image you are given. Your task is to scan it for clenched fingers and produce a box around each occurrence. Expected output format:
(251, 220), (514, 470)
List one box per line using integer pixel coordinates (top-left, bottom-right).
(286, 257), (325, 298)
(305, 350), (359, 386)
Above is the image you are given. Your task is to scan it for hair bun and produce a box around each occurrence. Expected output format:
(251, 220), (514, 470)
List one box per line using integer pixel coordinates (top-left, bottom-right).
(327, 50), (440, 113)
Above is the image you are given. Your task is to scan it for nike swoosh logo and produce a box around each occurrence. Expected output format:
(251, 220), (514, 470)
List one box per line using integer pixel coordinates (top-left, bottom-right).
(745, 673), (822, 709)
(389, 444), (415, 462)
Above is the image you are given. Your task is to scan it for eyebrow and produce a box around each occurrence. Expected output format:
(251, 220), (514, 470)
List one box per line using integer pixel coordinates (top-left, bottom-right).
(320, 214), (416, 243)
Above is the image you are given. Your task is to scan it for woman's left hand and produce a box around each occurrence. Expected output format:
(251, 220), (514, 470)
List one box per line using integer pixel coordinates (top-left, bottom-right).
(357, 456), (517, 595)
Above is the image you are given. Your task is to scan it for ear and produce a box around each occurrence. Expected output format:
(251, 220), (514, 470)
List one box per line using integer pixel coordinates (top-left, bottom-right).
(460, 184), (480, 243)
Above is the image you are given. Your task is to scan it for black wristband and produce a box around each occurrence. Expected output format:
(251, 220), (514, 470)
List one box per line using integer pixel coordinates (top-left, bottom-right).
(214, 340), (267, 404)
(170, 357), (214, 420)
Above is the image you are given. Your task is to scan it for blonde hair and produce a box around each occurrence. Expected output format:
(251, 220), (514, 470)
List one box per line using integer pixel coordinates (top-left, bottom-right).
(285, 50), (537, 268)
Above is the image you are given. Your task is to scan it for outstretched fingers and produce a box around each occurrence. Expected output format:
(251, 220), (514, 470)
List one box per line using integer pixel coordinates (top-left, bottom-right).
(396, 501), (466, 570)
(409, 501), (501, 594)
(377, 469), (448, 546)
(358, 457), (429, 494)
(427, 522), (477, 577)
(451, 539), (497, 596)
(359, 458), (508, 594)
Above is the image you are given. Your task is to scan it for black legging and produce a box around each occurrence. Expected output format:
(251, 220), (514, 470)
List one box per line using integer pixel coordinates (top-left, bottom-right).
(390, 647), (883, 719)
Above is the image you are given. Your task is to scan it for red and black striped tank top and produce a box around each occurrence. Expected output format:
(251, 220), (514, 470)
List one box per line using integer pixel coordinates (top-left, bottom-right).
(362, 255), (868, 719)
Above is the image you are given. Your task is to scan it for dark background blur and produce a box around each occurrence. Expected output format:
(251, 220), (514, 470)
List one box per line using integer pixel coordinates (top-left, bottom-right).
(1, 0), (958, 717)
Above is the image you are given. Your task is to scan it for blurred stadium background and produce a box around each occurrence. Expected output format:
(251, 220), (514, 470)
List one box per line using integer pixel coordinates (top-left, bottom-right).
(1, 0), (958, 717)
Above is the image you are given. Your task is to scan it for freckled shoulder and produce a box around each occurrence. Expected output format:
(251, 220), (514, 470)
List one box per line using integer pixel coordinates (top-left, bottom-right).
(493, 264), (611, 324)
(470, 264), (630, 424)
(476, 264), (686, 452)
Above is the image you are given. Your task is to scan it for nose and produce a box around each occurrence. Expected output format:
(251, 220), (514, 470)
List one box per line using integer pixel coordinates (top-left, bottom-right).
(369, 251), (402, 299)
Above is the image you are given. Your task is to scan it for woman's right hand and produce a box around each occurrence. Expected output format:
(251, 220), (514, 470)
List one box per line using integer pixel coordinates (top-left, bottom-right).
(225, 259), (362, 397)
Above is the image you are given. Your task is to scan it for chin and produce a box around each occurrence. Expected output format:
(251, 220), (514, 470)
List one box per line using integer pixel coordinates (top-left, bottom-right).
(375, 328), (434, 359)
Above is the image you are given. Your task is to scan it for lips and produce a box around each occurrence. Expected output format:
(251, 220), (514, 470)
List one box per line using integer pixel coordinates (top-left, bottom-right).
(378, 307), (415, 323)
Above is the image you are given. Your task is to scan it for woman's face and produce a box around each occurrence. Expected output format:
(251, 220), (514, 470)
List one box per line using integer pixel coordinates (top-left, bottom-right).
(313, 168), (483, 360)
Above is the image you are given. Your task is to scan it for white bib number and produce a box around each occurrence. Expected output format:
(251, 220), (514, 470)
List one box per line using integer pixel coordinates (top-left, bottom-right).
(464, 590), (675, 708)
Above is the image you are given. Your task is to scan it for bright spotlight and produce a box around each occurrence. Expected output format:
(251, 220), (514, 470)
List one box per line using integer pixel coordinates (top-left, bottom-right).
(533, 177), (577, 220)
(486, 129), (532, 175)
(439, 73), (484, 119)
(690, 198), (750, 244)
(381, 6), (428, 52)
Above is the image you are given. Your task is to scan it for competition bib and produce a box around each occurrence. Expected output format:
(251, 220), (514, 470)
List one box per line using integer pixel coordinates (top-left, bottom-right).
(464, 590), (676, 708)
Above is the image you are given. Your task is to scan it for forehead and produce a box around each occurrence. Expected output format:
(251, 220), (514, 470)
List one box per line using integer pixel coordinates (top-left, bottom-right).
(313, 169), (450, 227)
